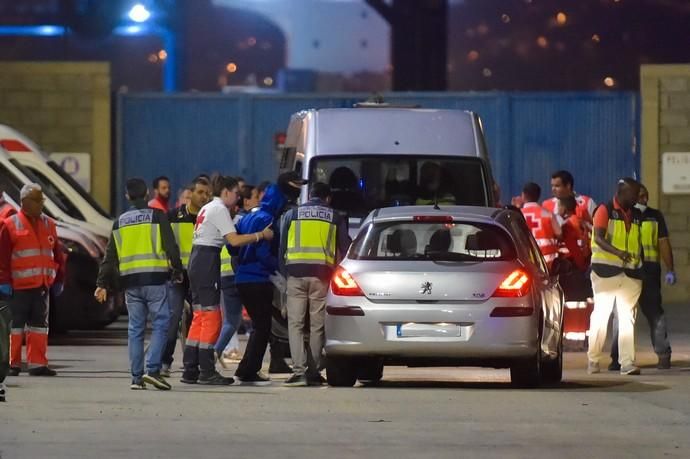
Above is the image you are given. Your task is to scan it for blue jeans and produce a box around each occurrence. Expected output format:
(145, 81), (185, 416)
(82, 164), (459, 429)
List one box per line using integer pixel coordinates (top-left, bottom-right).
(215, 278), (243, 354)
(126, 285), (170, 382)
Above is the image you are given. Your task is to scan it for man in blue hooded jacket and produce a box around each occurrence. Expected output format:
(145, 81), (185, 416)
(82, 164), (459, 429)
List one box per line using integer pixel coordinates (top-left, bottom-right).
(233, 184), (285, 385)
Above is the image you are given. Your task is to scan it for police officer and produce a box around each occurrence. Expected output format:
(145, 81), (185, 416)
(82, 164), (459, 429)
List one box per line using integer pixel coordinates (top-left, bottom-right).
(95, 178), (183, 390)
(0, 184), (66, 378)
(587, 178), (643, 376)
(610, 184), (676, 370)
(280, 182), (351, 386)
(161, 176), (211, 377)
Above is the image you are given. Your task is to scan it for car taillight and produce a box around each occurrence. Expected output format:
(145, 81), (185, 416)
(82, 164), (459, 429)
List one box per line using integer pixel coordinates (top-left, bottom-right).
(331, 267), (364, 296)
(492, 269), (531, 297)
(413, 215), (454, 223)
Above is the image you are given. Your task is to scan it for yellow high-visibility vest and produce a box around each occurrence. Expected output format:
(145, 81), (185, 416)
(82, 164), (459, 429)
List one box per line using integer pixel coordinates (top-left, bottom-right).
(641, 220), (659, 263)
(171, 221), (194, 268)
(591, 203), (642, 273)
(286, 205), (337, 267)
(220, 246), (234, 278)
(113, 209), (169, 276)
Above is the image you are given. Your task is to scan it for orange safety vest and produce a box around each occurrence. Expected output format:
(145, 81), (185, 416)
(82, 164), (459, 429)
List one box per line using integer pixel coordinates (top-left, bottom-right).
(521, 203), (559, 265)
(4, 211), (59, 290)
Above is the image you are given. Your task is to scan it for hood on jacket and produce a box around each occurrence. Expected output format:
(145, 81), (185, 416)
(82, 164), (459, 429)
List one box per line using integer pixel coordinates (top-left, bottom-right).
(260, 184), (286, 218)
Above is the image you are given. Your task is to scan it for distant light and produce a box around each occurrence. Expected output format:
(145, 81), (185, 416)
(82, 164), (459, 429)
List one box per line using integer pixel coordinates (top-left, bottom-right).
(263, 77), (274, 86)
(477, 24), (489, 36)
(591, 34), (601, 43)
(467, 50), (480, 62)
(158, 49), (167, 60)
(501, 14), (511, 24)
(556, 12), (567, 25)
(482, 68), (493, 77)
(128, 4), (151, 23)
(147, 54), (158, 63)
(118, 24), (145, 35)
(604, 77), (615, 87)
(536, 36), (549, 48)
(248, 37), (257, 46)
(226, 62), (238, 73)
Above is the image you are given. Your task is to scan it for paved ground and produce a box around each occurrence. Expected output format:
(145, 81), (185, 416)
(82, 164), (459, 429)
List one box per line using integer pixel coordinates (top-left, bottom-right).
(2, 304), (690, 459)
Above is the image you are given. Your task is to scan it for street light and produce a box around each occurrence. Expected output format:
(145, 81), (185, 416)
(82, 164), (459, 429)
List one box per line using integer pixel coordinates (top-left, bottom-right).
(128, 3), (151, 23)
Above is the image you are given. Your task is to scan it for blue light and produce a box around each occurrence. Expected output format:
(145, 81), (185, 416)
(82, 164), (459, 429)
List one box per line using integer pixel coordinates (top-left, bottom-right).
(128, 4), (151, 23)
(0, 25), (64, 36)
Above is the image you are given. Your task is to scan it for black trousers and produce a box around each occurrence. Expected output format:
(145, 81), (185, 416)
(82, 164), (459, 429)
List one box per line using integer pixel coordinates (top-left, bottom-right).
(236, 282), (273, 379)
(0, 298), (10, 383)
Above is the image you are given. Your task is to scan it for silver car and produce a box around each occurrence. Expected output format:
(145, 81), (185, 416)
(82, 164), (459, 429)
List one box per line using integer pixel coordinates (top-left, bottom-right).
(324, 206), (564, 388)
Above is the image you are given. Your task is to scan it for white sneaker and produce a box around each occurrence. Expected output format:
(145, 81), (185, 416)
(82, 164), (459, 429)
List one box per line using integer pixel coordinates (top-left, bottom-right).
(620, 365), (640, 376)
(587, 361), (600, 375)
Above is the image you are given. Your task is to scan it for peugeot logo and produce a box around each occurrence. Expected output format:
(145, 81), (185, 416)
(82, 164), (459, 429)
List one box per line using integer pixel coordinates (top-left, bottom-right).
(420, 281), (433, 295)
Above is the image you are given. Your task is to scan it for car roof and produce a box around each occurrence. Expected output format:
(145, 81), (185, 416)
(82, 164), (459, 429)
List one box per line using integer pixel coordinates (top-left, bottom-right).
(365, 205), (503, 225)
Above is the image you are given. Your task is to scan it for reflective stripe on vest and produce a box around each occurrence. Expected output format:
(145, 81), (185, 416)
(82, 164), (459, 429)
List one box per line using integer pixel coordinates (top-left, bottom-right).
(641, 220), (659, 263)
(6, 213), (58, 289)
(521, 205), (558, 264)
(286, 214), (337, 267)
(590, 204), (642, 271)
(171, 221), (194, 268)
(113, 210), (168, 276)
(220, 246), (234, 277)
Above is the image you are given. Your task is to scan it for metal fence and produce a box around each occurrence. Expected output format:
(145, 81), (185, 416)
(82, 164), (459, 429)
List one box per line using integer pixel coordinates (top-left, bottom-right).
(117, 91), (638, 212)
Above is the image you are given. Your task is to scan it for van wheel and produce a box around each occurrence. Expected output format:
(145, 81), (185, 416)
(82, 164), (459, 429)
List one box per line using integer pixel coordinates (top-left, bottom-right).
(542, 336), (563, 384)
(327, 357), (358, 387)
(510, 351), (542, 388)
(358, 358), (384, 386)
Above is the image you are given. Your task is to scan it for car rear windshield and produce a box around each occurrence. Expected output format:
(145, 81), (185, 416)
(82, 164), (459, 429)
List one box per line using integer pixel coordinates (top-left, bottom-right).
(349, 220), (516, 262)
(309, 155), (490, 218)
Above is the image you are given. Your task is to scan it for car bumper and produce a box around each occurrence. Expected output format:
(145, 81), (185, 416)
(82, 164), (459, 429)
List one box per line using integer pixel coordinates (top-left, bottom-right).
(325, 302), (538, 360)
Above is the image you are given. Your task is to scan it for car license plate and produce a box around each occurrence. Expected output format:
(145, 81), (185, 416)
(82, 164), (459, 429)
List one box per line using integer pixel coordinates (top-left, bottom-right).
(396, 322), (462, 338)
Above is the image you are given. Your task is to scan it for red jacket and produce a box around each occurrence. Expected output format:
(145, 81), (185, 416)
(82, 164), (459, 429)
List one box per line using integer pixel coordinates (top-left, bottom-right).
(148, 196), (169, 212)
(0, 210), (65, 289)
(560, 214), (588, 272)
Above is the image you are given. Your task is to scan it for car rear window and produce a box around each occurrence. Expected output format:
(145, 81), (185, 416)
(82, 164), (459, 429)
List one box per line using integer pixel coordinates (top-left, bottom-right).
(349, 220), (516, 261)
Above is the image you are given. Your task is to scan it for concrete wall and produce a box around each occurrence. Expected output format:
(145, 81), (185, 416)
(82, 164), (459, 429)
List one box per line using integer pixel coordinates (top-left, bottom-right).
(0, 62), (111, 211)
(641, 64), (690, 302)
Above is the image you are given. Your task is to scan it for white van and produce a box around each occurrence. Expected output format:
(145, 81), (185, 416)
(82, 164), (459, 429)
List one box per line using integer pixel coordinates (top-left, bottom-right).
(280, 106), (498, 235)
(0, 145), (111, 245)
(0, 124), (112, 238)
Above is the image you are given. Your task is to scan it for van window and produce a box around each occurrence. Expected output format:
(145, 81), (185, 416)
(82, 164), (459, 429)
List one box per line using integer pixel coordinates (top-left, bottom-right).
(47, 161), (111, 218)
(0, 163), (23, 202)
(309, 155), (489, 217)
(9, 159), (84, 220)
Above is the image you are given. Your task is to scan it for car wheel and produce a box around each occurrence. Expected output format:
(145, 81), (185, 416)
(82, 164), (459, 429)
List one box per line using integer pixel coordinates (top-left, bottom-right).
(326, 357), (358, 387)
(510, 351), (542, 388)
(358, 358), (384, 386)
(542, 335), (563, 384)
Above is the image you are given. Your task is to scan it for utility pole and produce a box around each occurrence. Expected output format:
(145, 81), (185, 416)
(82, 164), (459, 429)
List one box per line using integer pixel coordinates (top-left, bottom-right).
(366, 0), (448, 91)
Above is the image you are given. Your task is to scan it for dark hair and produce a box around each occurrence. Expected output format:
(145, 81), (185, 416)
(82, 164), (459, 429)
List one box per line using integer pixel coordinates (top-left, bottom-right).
(558, 195), (577, 212)
(152, 176), (170, 190)
(192, 176), (210, 189)
(310, 182), (331, 200)
(551, 170), (574, 188)
(257, 180), (271, 195)
(522, 182), (541, 202)
(617, 177), (640, 191)
(126, 178), (148, 201)
(235, 176), (246, 184)
(196, 174), (210, 181)
(239, 184), (255, 201)
(210, 174), (239, 197)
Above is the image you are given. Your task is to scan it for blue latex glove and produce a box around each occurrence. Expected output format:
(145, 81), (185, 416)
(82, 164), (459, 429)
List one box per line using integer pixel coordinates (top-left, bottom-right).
(0, 284), (12, 298)
(52, 282), (64, 297)
(665, 271), (677, 286)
